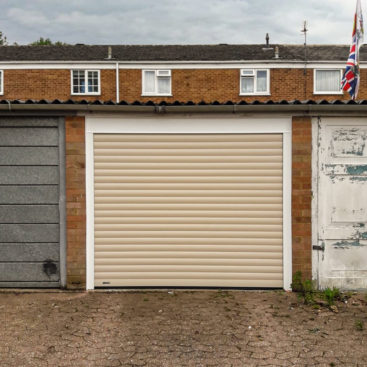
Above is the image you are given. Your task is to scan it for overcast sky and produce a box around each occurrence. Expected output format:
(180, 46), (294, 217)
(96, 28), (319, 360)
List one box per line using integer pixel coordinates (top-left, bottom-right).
(0, 0), (363, 45)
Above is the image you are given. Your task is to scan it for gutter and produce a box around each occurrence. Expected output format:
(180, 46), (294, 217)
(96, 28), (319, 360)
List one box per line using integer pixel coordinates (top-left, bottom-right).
(2, 102), (367, 116)
(0, 60), (358, 65)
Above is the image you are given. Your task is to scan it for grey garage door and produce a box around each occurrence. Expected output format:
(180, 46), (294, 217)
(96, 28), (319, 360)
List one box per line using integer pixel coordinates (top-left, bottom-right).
(0, 117), (65, 287)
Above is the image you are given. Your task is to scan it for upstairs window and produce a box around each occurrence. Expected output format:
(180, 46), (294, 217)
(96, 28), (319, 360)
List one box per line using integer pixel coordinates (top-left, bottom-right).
(142, 70), (171, 96)
(71, 70), (100, 95)
(314, 69), (342, 94)
(240, 69), (269, 95)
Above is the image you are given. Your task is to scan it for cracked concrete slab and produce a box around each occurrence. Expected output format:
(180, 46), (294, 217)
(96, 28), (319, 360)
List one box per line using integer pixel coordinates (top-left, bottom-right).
(0, 290), (366, 366)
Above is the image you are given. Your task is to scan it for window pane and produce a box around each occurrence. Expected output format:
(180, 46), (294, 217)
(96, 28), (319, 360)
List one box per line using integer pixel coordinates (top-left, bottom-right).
(158, 70), (170, 76)
(144, 71), (155, 93)
(242, 70), (254, 75)
(80, 80), (85, 93)
(157, 76), (170, 94)
(316, 70), (340, 92)
(72, 70), (80, 79)
(87, 71), (99, 93)
(241, 76), (254, 93)
(72, 70), (85, 93)
(256, 70), (267, 92)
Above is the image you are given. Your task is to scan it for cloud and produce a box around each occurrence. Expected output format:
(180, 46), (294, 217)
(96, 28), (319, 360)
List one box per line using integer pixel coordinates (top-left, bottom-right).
(0, 0), (358, 45)
(7, 8), (50, 28)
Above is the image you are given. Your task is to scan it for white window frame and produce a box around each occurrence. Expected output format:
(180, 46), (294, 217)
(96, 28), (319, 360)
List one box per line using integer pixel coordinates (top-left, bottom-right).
(239, 69), (270, 96)
(71, 69), (101, 96)
(313, 69), (343, 95)
(0, 70), (3, 95)
(142, 69), (172, 96)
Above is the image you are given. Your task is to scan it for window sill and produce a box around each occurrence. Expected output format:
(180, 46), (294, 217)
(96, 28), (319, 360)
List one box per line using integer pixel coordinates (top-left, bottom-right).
(141, 94), (173, 97)
(71, 93), (101, 96)
(313, 92), (344, 95)
(239, 93), (271, 96)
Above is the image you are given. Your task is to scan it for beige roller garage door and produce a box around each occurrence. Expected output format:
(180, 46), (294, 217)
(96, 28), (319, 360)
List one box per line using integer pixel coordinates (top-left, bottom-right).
(93, 134), (283, 287)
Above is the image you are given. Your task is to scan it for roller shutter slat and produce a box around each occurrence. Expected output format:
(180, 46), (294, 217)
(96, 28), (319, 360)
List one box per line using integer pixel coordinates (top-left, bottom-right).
(95, 258), (283, 266)
(94, 231), (282, 239)
(95, 224), (282, 231)
(93, 210), (283, 218)
(94, 240), (282, 247)
(94, 148), (283, 156)
(94, 251), (283, 259)
(95, 265), (283, 273)
(94, 133), (283, 287)
(94, 203), (282, 211)
(95, 272), (283, 280)
(95, 169), (283, 179)
(94, 217), (282, 224)
(94, 189), (282, 197)
(94, 163), (283, 170)
(94, 134), (282, 142)
(95, 156), (282, 164)
(94, 141), (282, 149)
(94, 176), (282, 184)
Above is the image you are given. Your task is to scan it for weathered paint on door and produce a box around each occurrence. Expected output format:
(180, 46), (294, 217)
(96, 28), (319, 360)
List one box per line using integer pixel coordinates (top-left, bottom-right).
(317, 118), (367, 290)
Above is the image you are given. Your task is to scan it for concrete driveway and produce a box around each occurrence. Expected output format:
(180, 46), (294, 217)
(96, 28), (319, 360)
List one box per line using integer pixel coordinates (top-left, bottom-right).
(0, 290), (366, 367)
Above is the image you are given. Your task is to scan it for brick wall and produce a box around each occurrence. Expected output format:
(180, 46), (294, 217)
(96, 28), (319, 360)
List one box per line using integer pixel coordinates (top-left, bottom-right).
(1, 67), (354, 103)
(3, 69), (116, 101)
(65, 116), (86, 289)
(120, 68), (352, 103)
(292, 116), (312, 280)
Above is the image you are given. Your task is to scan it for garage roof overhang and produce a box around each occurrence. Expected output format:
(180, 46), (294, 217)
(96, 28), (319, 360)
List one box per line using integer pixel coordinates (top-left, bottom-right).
(1, 99), (367, 116)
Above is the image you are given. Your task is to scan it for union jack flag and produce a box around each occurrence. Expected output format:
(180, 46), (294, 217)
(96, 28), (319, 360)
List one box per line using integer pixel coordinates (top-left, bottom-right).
(341, 0), (364, 100)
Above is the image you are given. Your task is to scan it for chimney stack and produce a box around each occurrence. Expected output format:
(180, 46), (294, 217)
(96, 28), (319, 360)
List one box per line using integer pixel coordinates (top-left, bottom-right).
(107, 46), (112, 59)
(266, 33), (270, 47)
(274, 46), (279, 59)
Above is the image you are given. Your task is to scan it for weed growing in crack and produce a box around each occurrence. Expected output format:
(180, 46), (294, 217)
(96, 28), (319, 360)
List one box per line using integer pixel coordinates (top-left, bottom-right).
(322, 287), (341, 306)
(291, 272), (315, 304)
(214, 290), (234, 299)
(355, 320), (364, 331)
(291, 272), (345, 310)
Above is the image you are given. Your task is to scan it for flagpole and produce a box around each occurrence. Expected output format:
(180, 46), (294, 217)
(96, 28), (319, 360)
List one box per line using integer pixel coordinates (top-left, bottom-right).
(341, 0), (364, 100)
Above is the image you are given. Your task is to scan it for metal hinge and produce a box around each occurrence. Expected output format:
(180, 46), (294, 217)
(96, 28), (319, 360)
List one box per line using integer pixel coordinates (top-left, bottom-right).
(312, 243), (325, 252)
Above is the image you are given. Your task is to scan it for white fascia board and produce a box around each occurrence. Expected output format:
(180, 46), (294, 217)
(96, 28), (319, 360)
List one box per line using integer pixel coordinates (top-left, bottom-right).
(0, 60), (361, 70)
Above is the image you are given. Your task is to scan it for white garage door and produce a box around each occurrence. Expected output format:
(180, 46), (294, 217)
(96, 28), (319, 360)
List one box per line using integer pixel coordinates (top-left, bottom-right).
(93, 133), (284, 287)
(317, 118), (367, 289)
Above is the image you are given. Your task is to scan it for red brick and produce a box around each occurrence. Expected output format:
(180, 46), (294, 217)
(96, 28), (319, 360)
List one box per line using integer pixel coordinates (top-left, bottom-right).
(292, 117), (312, 279)
(65, 116), (86, 289)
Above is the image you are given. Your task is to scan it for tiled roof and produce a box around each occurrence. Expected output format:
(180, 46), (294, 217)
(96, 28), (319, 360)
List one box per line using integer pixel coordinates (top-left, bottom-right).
(0, 44), (363, 62)
(0, 99), (366, 106)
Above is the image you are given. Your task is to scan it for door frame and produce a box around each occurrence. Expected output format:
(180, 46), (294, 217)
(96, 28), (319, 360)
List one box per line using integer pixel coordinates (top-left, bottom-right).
(85, 113), (292, 290)
(58, 117), (67, 288)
